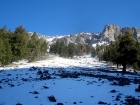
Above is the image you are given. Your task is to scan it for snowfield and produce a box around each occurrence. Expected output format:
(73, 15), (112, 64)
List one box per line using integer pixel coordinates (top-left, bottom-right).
(0, 55), (140, 105)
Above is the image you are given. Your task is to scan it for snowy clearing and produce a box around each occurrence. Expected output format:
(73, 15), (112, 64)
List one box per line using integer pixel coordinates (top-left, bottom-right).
(0, 55), (140, 105)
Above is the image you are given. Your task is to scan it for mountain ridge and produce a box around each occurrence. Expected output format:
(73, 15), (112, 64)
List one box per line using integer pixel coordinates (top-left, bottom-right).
(29, 24), (140, 45)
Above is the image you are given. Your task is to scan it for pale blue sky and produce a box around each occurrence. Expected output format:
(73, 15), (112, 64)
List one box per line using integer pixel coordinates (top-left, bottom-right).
(0, 0), (140, 35)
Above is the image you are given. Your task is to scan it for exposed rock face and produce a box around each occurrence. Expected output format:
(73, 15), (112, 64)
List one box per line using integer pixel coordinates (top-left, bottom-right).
(30, 24), (140, 45)
(90, 34), (100, 43)
(100, 24), (140, 42)
(121, 27), (140, 41)
(59, 36), (71, 45)
(134, 28), (140, 41)
(100, 24), (121, 42)
(75, 36), (85, 44)
(54, 32), (93, 45)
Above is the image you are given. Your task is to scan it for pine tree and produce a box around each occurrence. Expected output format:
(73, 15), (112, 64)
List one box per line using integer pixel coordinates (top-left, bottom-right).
(55, 40), (60, 54)
(10, 25), (29, 61)
(0, 39), (4, 65)
(68, 43), (75, 58)
(1, 40), (12, 65)
(40, 40), (47, 58)
(59, 42), (66, 57)
(91, 47), (96, 57)
(28, 32), (40, 61)
(117, 30), (137, 72)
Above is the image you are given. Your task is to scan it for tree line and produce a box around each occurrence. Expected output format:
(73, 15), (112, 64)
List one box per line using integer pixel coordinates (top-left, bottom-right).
(1, 25), (138, 72)
(92, 31), (140, 72)
(50, 40), (94, 58)
(0, 25), (47, 66)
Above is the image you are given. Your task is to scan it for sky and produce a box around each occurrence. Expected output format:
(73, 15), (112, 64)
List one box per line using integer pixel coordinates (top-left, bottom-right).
(0, 0), (140, 36)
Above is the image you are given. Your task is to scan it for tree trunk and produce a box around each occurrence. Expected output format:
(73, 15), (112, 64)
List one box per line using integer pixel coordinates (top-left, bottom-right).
(122, 64), (126, 72)
(117, 63), (118, 68)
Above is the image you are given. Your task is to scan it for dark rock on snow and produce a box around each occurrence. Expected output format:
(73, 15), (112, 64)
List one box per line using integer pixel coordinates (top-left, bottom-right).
(16, 103), (22, 105)
(135, 84), (140, 92)
(33, 91), (39, 94)
(98, 101), (107, 104)
(57, 103), (64, 105)
(48, 95), (56, 102)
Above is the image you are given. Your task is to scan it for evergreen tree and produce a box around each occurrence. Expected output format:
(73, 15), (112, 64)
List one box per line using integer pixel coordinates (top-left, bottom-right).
(0, 39), (4, 65)
(96, 44), (103, 61)
(133, 62), (139, 71)
(28, 32), (40, 61)
(55, 40), (60, 54)
(0, 25), (48, 65)
(1, 40), (12, 65)
(50, 43), (55, 54)
(59, 42), (67, 57)
(117, 31), (137, 72)
(68, 43), (75, 58)
(135, 40), (140, 69)
(91, 47), (96, 57)
(40, 40), (47, 56)
(10, 25), (29, 61)
(86, 44), (92, 54)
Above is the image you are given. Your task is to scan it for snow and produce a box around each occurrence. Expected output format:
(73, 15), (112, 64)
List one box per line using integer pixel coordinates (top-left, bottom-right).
(46, 36), (65, 42)
(92, 41), (108, 47)
(0, 55), (140, 105)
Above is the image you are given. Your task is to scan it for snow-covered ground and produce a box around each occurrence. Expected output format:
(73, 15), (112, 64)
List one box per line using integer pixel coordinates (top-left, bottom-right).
(92, 41), (108, 47)
(0, 55), (140, 105)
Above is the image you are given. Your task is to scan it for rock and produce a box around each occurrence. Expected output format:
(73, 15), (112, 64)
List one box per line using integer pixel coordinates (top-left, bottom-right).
(125, 95), (133, 98)
(121, 27), (140, 40)
(35, 96), (38, 98)
(115, 97), (120, 101)
(37, 71), (42, 75)
(115, 94), (121, 101)
(29, 24), (140, 46)
(16, 103), (22, 105)
(135, 84), (140, 92)
(125, 96), (140, 105)
(134, 79), (140, 84)
(100, 24), (121, 42)
(57, 103), (64, 105)
(40, 74), (43, 80)
(43, 70), (49, 74)
(21, 78), (28, 81)
(118, 78), (130, 86)
(30, 66), (38, 70)
(73, 102), (77, 104)
(132, 27), (140, 41)
(10, 84), (15, 87)
(33, 91), (39, 94)
(100, 24), (140, 42)
(110, 89), (117, 93)
(53, 32), (93, 45)
(75, 36), (85, 44)
(98, 101), (107, 104)
(79, 101), (83, 103)
(48, 95), (56, 102)
(43, 86), (49, 89)
(111, 81), (117, 85)
(90, 34), (100, 44)
(7, 74), (11, 76)
(59, 36), (71, 45)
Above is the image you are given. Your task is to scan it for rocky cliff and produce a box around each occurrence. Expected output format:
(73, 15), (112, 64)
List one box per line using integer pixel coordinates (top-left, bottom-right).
(100, 24), (140, 42)
(100, 24), (121, 42)
(56, 32), (93, 45)
(33, 24), (140, 45)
